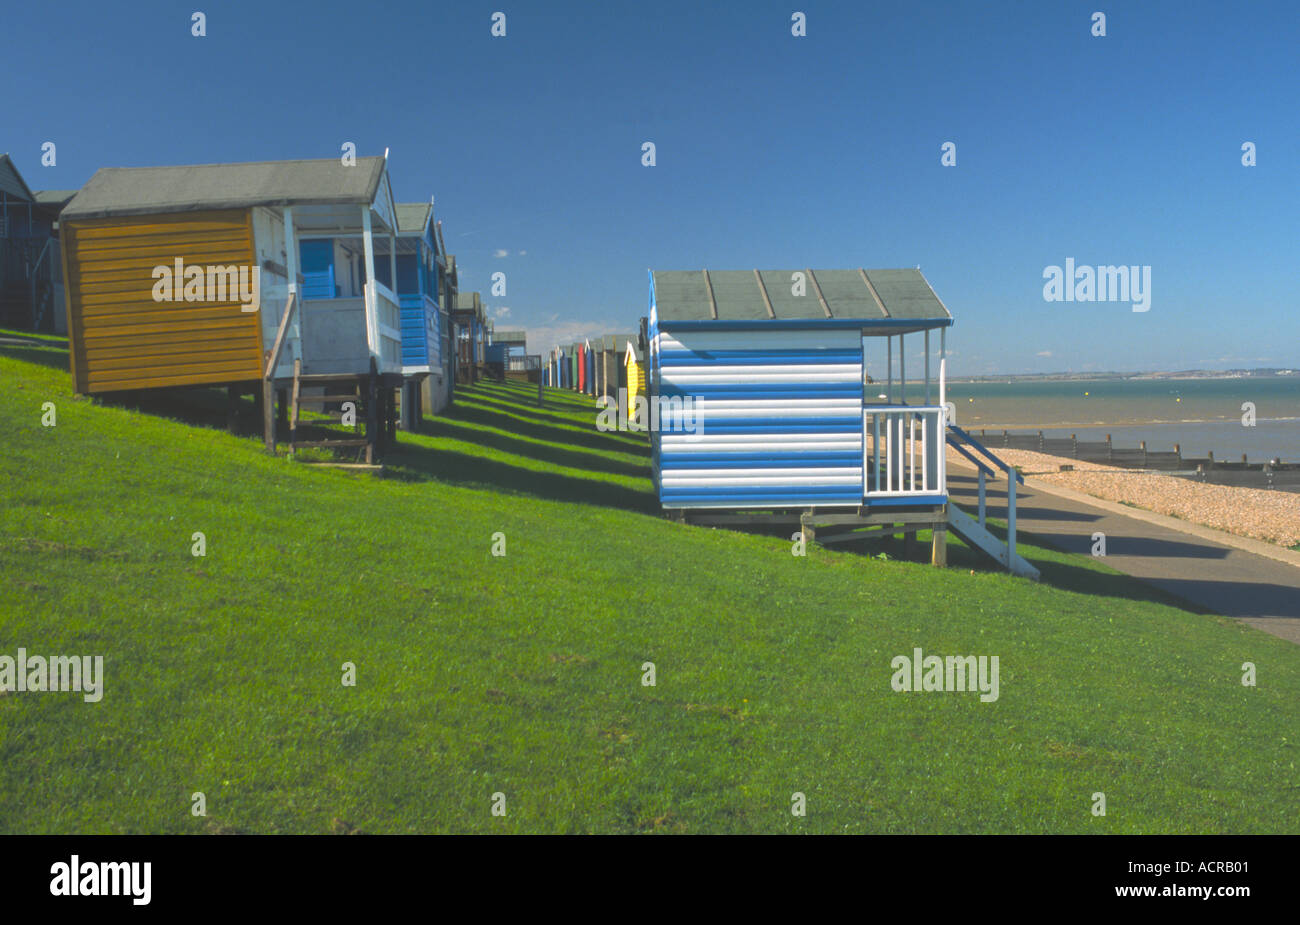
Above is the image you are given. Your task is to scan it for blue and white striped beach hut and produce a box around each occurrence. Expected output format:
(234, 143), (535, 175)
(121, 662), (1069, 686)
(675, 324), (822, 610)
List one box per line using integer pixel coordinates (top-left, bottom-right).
(647, 269), (954, 511)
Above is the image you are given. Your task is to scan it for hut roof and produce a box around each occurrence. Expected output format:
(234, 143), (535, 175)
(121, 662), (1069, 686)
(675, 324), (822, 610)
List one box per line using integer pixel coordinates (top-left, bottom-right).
(395, 202), (433, 235)
(651, 269), (952, 329)
(0, 154), (36, 202)
(603, 333), (637, 351)
(34, 190), (78, 209)
(453, 292), (484, 320)
(62, 157), (387, 220)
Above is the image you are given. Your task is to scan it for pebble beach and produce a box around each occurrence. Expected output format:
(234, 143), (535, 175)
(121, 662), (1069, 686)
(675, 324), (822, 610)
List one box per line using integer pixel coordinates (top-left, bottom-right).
(947, 447), (1300, 548)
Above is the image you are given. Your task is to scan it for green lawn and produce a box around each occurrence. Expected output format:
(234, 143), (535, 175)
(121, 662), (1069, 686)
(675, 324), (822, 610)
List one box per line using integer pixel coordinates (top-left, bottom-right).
(1, 333), (1297, 834)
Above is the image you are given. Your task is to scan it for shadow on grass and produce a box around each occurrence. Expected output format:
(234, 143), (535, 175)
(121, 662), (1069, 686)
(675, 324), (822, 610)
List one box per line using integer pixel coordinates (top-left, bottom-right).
(99, 385), (267, 439)
(427, 417), (651, 478)
(454, 389), (607, 428)
(442, 392), (650, 457)
(0, 342), (72, 373)
(384, 441), (658, 512)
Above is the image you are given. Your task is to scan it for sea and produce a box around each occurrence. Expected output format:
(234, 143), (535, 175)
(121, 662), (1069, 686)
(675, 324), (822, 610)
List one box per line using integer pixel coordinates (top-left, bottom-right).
(927, 377), (1300, 462)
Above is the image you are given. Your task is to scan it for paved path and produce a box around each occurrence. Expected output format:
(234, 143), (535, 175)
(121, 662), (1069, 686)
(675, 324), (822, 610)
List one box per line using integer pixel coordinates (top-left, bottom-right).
(946, 466), (1300, 645)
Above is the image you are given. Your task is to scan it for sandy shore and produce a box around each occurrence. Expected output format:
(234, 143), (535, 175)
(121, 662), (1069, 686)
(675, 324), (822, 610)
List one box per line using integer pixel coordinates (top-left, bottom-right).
(945, 447), (1300, 548)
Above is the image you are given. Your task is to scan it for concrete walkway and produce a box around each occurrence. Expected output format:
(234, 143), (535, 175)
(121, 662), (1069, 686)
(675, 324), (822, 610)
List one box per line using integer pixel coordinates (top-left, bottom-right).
(946, 466), (1300, 645)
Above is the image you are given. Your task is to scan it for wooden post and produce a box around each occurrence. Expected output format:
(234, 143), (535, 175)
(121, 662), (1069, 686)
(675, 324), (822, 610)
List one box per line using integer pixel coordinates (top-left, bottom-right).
(1006, 473), (1017, 568)
(1107, 434), (1112, 463)
(1141, 440), (1147, 468)
(226, 385), (240, 434)
(1072, 433), (1077, 458)
(289, 359), (302, 454)
(262, 379), (275, 452)
(366, 359), (378, 465)
(276, 388), (289, 434)
(931, 524), (947, 567)
(799, 512), (815, 547)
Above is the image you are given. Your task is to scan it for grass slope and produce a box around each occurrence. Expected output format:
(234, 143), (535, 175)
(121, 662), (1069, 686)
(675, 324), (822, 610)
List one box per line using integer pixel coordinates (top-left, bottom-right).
(0, 334), (1296, 834)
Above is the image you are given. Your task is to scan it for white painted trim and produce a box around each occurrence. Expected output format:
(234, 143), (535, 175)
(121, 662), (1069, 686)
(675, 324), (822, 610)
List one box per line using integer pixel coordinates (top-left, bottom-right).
(361, 206), (378, 360)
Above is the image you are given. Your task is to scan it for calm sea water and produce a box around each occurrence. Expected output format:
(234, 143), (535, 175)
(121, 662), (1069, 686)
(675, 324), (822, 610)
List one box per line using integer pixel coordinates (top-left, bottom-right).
(929, 377), (1300, 461)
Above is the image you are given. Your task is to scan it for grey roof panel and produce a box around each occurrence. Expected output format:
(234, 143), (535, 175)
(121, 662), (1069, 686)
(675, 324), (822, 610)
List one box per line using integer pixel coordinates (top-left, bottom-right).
(813, 269), (883, 320)
(61, 157), (386, 220)
(707, 271), (768, 321)
(759, 269), (827, 320)
(864, 269), (950, 320)
(653, 271), (713, 321)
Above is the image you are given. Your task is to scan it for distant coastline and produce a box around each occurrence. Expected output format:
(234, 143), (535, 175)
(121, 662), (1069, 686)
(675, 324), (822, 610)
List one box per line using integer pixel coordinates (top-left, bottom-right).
(949, 367), (1298, 384)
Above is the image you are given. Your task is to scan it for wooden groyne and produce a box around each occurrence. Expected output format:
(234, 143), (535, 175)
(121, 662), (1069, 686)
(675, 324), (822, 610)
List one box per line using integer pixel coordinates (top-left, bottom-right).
(970, 430), (1300, 492)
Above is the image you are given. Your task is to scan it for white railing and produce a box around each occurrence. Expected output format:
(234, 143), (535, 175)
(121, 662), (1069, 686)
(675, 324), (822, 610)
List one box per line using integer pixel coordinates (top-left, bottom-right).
(863, 405), (946, 498)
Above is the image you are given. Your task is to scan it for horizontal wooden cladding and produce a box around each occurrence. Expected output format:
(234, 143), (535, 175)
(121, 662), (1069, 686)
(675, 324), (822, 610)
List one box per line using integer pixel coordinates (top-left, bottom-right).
(79, 291), (260, 316)
(74, 246), (259, 277)
(81, 321), (255, 350)
(85, 359), (263, 392)
(72, 225), (251, 250)
(85, 345), (257, 372)
(65, 209), (263, 393)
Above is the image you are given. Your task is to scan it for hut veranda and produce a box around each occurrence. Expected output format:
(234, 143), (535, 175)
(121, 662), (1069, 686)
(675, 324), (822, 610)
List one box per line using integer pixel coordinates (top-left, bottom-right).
(639, 268), (1033, 573)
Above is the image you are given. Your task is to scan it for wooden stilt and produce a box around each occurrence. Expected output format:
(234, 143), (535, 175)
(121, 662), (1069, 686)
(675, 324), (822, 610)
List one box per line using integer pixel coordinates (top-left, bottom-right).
(365, 361), (378, 465)
(226, 385), (241, 434)
(288, 359), (302, 453)
(931, 525), (947, 567)
(262, 378), (275, 453)
(276, 388), (289, 436)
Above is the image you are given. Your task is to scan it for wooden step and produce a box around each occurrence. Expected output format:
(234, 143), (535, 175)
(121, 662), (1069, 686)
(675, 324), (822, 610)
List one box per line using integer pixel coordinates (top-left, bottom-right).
(295, 393), (362, 403)
(293, 438), (368, 449)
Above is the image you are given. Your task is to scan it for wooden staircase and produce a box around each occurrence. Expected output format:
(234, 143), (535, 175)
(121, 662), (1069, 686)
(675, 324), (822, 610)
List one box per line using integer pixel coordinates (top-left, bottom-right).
(285, 358), (381, 469)
(945, 424), (1041, 580)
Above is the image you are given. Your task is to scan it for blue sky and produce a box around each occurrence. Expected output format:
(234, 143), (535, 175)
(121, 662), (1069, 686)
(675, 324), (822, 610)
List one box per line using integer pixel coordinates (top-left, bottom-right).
(6, 0), (1298, 374)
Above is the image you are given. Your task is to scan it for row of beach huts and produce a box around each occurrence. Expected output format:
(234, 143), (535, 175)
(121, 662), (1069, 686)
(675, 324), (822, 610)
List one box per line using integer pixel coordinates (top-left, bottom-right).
(541, 334), (645, 401)
(3, 151), (1034, 575)
(1, 152), (510, 463)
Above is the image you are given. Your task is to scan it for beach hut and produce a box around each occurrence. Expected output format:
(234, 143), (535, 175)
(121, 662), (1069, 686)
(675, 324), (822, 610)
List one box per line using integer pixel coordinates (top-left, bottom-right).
(646, 268), (1038, 576)
(0, 153), (70, 334)
(440, 242), (458, 398)
(58, 156), (408, 459)
(597, 333), (634, 400)
(577, 340), (588, 393)
(389, 200), (448, 423)
(584, 338), (595, 395)
(490, 330), (529, 378)
(647, 268), (952, 511)
(625, 338), (645, 399)
(452, 291), (485, 384)
(568, 343), (580, 390)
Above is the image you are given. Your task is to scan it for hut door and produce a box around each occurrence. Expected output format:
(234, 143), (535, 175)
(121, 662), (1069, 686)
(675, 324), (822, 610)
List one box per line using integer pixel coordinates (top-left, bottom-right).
(299, 239), (337, 299)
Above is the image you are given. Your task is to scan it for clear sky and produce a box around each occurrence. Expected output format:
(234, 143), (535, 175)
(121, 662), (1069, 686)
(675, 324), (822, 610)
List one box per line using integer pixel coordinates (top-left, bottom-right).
(5, 1), (1298, 375)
